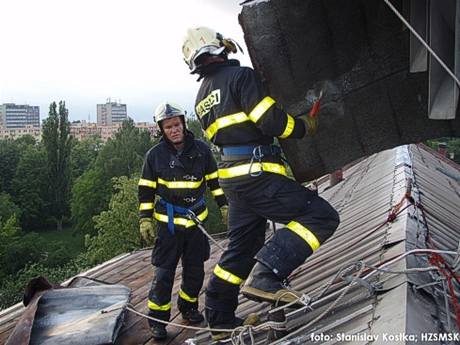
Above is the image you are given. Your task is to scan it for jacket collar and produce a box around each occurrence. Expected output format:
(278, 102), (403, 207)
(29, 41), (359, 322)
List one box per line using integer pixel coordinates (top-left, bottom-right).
(161, 130), (195, 155)
(198, 59), (240, 79)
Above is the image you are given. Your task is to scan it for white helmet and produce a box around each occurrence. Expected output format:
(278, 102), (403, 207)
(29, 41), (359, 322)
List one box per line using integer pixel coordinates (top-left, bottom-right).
(182, 26), (239, 73)
(154, 101), (186, 128)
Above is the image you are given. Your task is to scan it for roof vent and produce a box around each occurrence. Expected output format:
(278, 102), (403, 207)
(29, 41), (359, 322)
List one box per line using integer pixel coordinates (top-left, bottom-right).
(438, 142), (447, 157)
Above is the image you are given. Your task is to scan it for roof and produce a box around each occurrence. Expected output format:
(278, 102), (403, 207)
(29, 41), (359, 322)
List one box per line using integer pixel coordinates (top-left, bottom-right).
(1, 144), (459, 344)
(238, 0), (460, 181)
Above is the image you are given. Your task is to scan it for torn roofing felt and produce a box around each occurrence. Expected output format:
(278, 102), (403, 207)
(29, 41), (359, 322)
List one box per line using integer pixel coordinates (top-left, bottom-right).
(6, 277), (131, 345)
(239, 0), (460, 182)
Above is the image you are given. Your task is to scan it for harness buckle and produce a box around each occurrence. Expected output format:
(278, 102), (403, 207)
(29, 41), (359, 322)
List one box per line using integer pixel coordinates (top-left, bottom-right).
(252, 145), (264, 160)
(249, 145), (264, 177)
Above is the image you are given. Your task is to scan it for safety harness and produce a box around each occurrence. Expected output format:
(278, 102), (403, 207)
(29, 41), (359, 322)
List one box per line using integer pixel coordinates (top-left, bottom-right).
(159, 197), (206, 235)
(221, 144), (284, 177)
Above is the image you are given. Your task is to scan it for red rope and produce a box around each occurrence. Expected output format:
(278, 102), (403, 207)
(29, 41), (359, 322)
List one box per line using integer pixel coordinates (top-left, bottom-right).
(428, 253), (460, 330)
(387, 192), (413, 223)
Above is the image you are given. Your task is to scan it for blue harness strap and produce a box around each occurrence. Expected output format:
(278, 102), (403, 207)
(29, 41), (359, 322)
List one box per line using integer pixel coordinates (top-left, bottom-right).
(159, 197), (205, 235)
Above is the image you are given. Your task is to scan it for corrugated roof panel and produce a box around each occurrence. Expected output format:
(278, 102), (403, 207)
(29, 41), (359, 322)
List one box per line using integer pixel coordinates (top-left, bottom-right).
(1, 144), (459, 344)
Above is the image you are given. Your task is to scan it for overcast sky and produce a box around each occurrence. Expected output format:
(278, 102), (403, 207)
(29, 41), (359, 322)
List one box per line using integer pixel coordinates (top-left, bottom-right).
(0, 0), (252, 122)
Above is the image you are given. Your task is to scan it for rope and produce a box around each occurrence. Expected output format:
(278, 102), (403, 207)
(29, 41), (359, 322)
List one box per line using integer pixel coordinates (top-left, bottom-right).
(429, 253), (460, 331)
(186, 211), (226, 252)
(383, 0), (460, 89)
(126, 305), (286, 345)
(269, 263), (366, 345)
(126, 305), (234, 333)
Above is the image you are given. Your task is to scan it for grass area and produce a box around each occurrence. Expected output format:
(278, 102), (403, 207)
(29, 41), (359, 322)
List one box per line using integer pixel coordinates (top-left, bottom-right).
(39, 227), (85, 258)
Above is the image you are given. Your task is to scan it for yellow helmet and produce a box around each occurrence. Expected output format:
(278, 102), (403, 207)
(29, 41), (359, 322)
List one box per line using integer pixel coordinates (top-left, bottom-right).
(182, 26), (239, 73)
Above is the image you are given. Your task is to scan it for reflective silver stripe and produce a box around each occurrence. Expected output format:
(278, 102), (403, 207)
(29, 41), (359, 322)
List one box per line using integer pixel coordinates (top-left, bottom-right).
(248, 96), (276, 123)
(286, 221), (320, 251)
(138, 178), (157, 188)
(279, 115), (295, 139)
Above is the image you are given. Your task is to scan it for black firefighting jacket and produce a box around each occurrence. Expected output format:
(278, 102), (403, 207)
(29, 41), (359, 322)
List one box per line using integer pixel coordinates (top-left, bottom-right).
(195, 60), (306, 182)
(138, 130), (227, 228)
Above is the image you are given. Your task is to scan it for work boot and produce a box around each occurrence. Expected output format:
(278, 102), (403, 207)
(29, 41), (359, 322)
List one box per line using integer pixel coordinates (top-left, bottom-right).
(181, 308), (204, 324)
(150, 322), (167, 340)
(210, 314), (260, 341)
(240, 262), (302, 304)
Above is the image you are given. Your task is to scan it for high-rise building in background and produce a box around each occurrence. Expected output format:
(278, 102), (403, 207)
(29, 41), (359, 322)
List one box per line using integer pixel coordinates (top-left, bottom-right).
(96, 99), (127, 126)
(0, 103), (40, 129)
(0, 103), (41, 140)
(69, 120), (158, 142)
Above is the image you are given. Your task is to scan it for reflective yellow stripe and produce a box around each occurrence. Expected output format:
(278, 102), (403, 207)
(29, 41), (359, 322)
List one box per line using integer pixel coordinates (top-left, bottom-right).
(218, 162), (286, 179)
(214, 264), (243, 285)
(139, 202), (154, 211)
(178, 289), (197, 303)
(148, 299), (171, 311)
(205, 171), (219, 180)
(205, 112), (249, 139)
(138, 178), (157, 188)
(286, 221), (320, 251)
(157, 177), (203, 189)
(154, 208), (208, 228)
(248, 96), (276, 123)
(211, 188), (224, 197)
(279, 115), (295, 139)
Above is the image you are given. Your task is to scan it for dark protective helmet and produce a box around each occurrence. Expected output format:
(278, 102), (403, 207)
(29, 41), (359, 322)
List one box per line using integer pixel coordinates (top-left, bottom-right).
(154, 102), (186, 127)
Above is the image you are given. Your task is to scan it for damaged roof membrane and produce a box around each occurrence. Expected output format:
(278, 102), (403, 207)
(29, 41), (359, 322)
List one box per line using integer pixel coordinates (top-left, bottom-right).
(239, 0), (460, 182)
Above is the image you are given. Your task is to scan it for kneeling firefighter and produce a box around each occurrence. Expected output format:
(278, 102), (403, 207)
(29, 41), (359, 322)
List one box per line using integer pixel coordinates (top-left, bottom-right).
(138, 101), (228, 340)
(182, 27), (340, 340)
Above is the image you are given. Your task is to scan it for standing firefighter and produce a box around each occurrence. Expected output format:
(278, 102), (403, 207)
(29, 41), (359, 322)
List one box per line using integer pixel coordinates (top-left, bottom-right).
(138, 101), (228, 340)
(182, 27), (340, 339)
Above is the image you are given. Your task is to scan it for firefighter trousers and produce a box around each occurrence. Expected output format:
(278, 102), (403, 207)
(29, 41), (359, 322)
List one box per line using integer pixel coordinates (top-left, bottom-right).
(205, 173), (340, 326)
(148, 221), (210, 326)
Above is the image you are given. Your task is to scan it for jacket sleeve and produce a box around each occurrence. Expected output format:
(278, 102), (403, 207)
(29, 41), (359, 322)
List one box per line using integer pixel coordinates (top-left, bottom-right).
(236, 67), (306, 139)
(204, 146), (227, 208)
(138, 151), (157, 218)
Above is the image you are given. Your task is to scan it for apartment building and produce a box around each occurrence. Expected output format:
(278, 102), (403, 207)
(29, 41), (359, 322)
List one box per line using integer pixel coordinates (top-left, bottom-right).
(0, 103), (40, 129)
(96, 100), (127, 126)
(69, 121), (158, 142)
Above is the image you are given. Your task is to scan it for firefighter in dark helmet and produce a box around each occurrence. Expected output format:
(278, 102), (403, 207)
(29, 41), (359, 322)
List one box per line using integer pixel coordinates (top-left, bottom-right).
(182, 27), (340, 340)
(138, 101), (228, 340)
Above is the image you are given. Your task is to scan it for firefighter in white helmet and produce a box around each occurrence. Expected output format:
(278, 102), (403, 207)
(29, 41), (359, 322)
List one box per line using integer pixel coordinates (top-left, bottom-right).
(182, 27), (339, 340)
(138, 101), (228, 340)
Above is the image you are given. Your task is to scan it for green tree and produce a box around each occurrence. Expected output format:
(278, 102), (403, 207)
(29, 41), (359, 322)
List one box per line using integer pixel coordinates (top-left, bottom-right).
(84, 175), (144, 265)
(70, 136), (102, 181)
(0, 139), (21, 195)
(95, 119), (153, 178)
(0, 192), (21, 224)
(71, 119), (154, 235)
(186, 117), (206, 141)
(71, 167), (110, 235)
(12, 145), (48, 230)
(42, 101), (72, 231)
